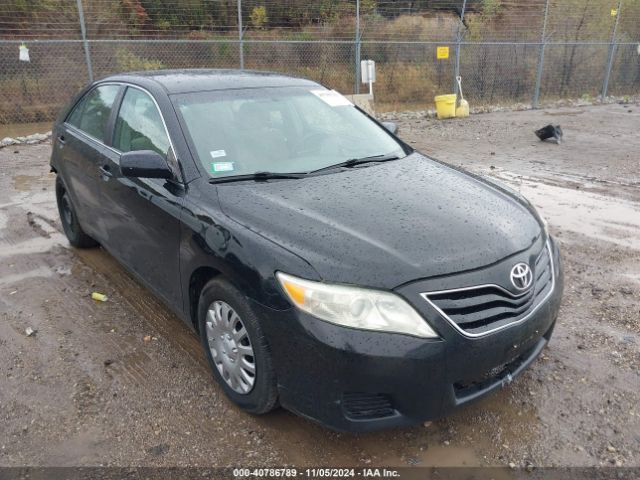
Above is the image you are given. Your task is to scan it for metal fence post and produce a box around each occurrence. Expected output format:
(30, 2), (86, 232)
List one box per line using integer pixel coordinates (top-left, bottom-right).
(602, 0), (622, 100)
(354, 0), (361, 94)
(532, 0), (550, 108)
(76, 0), (93, 82)
(454, 0), (467, 95)
(237, 0), (244, 70)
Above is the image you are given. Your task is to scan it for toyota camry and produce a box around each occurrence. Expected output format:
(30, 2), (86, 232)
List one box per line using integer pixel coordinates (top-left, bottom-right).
(50, 70), (564, 431)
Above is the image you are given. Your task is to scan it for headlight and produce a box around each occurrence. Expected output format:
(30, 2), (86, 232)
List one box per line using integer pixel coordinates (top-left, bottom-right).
(276, 272), (438, 338)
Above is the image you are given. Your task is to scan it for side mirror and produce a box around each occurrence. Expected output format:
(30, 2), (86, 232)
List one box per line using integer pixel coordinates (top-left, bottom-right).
(120, 150), (173, 179)
(382, 121), (398, 135)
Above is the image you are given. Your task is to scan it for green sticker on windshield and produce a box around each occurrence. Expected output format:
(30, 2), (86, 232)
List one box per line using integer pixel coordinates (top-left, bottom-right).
(211, 162), (234, 173)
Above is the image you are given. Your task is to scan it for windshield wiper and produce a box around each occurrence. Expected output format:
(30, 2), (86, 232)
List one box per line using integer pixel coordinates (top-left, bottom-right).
(209, 171), (307, 184)
(310, 154), (401, 174)
(209, 154), (402, 183)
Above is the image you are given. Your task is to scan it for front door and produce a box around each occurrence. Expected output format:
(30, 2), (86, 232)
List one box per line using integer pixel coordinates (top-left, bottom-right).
(99, 86), (184, 308)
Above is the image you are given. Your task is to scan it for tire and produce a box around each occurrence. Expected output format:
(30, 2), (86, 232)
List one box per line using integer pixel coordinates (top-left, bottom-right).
(55, 176), (98, 248)
(198, 277), (278, 414)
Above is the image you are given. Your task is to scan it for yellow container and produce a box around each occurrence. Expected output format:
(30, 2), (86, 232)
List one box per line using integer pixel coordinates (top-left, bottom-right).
(434, 94), (457, 119)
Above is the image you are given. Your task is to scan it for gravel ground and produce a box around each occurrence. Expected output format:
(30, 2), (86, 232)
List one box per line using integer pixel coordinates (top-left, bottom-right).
(0, 103), (638, 470)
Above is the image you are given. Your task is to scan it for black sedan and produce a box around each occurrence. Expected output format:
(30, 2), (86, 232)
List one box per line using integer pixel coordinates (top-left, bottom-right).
(50, 70), (563, 432)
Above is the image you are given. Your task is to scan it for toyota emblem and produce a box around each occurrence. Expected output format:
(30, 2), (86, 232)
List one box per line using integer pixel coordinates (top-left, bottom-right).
(510, 263), (533, 291)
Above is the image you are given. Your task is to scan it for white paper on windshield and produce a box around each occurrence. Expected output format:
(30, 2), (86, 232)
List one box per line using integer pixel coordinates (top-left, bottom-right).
(210, 149), (227, 158)
(211, 162), (234, 173)
(310, 89), (352, 107)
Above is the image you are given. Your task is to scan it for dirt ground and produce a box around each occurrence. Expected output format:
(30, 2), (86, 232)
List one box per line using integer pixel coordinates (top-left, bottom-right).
(0, 103), (638, 470)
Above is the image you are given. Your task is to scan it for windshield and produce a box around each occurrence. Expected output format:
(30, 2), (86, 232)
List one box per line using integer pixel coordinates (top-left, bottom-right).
(173, 87), (407, 178)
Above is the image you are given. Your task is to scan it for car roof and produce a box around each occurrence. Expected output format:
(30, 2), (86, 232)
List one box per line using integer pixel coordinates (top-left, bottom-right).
(102, 69), (322, 94)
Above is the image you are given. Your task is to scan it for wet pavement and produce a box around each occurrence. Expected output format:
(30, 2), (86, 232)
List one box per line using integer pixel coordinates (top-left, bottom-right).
(0, 122), (53, 140)
(0, 104), (638, 468)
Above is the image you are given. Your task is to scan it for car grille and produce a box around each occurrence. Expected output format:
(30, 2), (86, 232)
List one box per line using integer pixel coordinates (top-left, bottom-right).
(341, 392), (395, 420)
(423, 244), (553, 336)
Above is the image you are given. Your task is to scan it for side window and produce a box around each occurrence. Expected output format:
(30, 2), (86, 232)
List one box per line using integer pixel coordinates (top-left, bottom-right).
(66, 85), (120, 142)
(113, 88), (169, 156)
(66, 97), (86, 128)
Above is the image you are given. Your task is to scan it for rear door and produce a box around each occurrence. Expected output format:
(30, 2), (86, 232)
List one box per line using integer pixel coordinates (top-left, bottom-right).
(98, 85), (184, 308)
(58, 84), (122, 241)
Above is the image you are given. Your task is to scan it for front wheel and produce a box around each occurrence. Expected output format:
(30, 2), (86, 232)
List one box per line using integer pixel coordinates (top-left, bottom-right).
(198, 278), (278, 414)
(55, 177), (98, 248)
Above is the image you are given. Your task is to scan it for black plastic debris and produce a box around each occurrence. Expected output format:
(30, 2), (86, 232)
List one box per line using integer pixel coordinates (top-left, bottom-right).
(535, 124), (563, 144)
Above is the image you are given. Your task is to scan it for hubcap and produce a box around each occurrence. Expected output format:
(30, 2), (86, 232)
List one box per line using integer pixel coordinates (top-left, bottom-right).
(205, 301), (256, 394)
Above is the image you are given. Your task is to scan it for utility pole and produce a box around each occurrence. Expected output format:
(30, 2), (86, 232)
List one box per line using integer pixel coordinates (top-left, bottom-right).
(355, 0), (361, 94)
(76, 0), (93, 82)
(237, 0), (244, 70)
(602, 0), (622, 99)
(533, 0), (550, 108)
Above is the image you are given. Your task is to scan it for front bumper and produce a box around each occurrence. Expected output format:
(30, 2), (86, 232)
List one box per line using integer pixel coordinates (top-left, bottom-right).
(255, 238), (564, 432)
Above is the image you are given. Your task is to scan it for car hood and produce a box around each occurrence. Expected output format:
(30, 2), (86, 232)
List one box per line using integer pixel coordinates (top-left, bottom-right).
(217, 153), (542, 290)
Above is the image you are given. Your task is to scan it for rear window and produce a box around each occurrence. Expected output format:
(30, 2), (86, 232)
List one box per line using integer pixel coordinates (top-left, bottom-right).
(67, 85), (120, 143)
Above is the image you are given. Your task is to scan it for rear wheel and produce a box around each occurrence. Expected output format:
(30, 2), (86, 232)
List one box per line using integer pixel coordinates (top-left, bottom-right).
(55, 177), (98, 248)
(198, 278), (278, 414)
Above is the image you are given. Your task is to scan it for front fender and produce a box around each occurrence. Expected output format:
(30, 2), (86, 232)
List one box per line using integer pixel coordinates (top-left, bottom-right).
(179, 192), (320, 318)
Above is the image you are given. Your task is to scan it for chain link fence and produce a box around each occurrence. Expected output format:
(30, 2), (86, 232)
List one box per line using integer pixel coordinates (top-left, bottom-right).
(1, 0), (639, 124)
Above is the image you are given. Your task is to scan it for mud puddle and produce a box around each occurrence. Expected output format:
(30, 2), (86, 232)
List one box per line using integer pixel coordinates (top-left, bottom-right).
(494, 171), (640, 251)
(0, 121), (52, 138)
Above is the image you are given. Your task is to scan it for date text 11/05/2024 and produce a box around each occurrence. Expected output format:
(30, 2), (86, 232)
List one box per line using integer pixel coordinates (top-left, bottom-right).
(233, 468), (401, 478)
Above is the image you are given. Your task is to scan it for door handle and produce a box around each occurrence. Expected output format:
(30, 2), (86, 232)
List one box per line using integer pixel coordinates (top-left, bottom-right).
(57, 135), (66, 146)
(99, 165), (113, 180)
